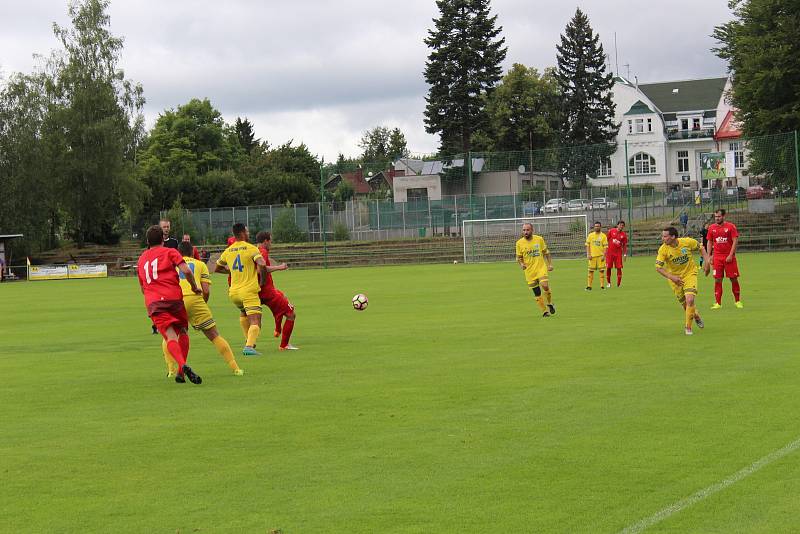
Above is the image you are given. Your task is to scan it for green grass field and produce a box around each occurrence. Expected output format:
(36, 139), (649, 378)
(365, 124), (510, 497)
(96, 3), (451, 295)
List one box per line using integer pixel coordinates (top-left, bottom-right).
(2, 253), (799, 533)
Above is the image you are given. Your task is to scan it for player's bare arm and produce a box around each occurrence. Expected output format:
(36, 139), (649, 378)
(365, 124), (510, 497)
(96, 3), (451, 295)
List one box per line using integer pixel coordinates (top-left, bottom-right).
(255, 256), (268, 287)
(585, 244), (591, 259)
(265, 263), (288, 273)
(178, 262), (202, 294)
(517, 255), (526, 270)
(727, 237), (738, 263)
(656, 267), (683, 285)
(700, 247), (712, 276)
(201, 281), (210, 302)
(214, 263), (230, 275)
(545, 252), (553, 271)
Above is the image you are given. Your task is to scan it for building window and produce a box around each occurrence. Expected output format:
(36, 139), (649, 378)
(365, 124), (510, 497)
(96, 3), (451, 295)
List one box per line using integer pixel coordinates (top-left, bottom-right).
(628, 152), (657, 175)
(677, 150), (689, 173)
(647, 118), (653, 132)
(627, 120), (633, 134)
(681, 118), (689, 130)
(729, 141), (744, 169)
(407, 187), (428, 200)
(635, 118), (644, 133)
(692, 117), (701, 130)
(598, 157), (612, 177)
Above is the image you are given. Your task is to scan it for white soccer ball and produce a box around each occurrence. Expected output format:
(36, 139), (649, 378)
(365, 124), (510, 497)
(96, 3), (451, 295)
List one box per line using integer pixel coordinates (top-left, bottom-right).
(352, 293), (368, 311)
(453, 260), (458, 264)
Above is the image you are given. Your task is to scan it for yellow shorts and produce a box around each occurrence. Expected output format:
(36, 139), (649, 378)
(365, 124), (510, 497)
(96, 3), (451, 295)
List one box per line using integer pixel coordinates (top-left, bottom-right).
(588, 256), (605, 270)
(524, 266), (549, 288)
(184, 296), (216, 331)
(229, 289), (262, 316)
(668, 273), (698, 303)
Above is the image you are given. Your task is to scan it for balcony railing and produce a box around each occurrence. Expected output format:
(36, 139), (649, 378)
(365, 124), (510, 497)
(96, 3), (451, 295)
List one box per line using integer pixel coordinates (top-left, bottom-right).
(667, 127), (715, 140)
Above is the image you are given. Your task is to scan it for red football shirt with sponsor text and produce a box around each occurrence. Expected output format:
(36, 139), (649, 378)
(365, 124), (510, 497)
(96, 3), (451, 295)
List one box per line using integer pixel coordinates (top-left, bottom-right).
(606, 228), (628, 256)
(706, 222), (738, 257)
(137, 246), (185, 307)
(257, 246), (276, 298)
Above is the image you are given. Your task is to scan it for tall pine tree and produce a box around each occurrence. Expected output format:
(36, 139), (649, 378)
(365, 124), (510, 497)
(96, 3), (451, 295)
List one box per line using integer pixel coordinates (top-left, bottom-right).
(424, 0), (506, 155)
(556, 8), (617, 189)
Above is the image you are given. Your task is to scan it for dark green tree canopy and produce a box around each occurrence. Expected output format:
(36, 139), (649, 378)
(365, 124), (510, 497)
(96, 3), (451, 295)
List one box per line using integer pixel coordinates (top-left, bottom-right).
(235, 117), (260, 154)
(358, 126), (410, 163)
(424, 0), (507, 155)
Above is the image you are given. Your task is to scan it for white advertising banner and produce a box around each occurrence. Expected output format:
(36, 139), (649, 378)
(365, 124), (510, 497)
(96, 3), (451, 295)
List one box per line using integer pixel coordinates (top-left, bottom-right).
(68, 264), (108, 279)
(28, 264), (69, 281)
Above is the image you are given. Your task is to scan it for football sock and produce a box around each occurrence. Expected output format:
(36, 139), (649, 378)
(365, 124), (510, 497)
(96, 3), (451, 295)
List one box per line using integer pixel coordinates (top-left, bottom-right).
(166, 340), (186, 369)
(685, 305), (696, 328)
(587, 271), (594, 288)
(212, 336), (239, 372)
(544, 289), (552, 304)
(714, 280), (723, 304)
(239, 316), (250, 339)
(274, 315), (283, 335)
(617, 269), (622, 287)
(534, 296), (546, 312)
(178, 333), (190, 359)
(246, 324), (261, 348)
(162, 339), (178, 374)
(731, 279), (741, 301)
(280, 319), (295, 348)
(606, 267), (612, 285)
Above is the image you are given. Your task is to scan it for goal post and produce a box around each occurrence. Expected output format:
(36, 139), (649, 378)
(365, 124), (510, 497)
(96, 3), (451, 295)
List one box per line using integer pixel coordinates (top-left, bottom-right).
(462, 215), (589, 263)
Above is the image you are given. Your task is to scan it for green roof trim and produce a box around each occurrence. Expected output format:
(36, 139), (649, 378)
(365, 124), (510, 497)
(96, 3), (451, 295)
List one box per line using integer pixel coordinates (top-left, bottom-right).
(638, 77), (727, 113)
(624, 100), (655, 115)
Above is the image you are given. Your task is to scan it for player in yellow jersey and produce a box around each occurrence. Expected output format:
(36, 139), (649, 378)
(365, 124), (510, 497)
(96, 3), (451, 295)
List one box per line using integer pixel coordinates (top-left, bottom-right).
(655, 226), (711, 335)
(163, 241), (244, 376)
(515, 222), (555, 317)
(584, 221), (608, 291)
(215, 223), (269, 356)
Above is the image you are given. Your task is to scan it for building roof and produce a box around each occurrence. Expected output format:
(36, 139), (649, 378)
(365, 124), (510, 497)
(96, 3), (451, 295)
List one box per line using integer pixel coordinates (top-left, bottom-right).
(0, 234), (23, 239)
(420, 158), (485, 175)
(624, 100), (655, 116)
(715, 110), (743, 140)
(638, 77), (727, 113)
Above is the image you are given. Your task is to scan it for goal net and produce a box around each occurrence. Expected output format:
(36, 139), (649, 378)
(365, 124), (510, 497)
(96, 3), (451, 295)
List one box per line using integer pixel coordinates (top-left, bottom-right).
(462, 215), (588, 263)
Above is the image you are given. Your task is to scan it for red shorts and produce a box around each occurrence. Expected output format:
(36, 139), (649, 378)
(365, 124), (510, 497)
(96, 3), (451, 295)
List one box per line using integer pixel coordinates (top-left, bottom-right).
(147, 299), (189, 335)
(712, 256), (740, 279)
(260, 288), (294, 318)
(605, 252), (623, 269)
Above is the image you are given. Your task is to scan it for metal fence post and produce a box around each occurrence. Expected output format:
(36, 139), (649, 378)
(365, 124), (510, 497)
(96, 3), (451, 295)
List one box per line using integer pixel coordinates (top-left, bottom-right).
(624, 140), (633, 255)
(376, 199), (381, 231)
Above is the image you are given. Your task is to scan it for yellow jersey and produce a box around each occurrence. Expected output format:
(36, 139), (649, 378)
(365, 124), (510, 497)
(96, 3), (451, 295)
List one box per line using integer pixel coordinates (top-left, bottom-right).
(585, 232), (608, 257)
(655, 237), (700, 279)
(178, 256), (210, 297)
(516, 235), (549, 273)
(217, 240), (262, 294)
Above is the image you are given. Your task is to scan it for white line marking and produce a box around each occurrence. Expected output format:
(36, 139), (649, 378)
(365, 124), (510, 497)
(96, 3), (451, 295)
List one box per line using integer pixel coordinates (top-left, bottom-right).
(620, 436), (800, 534)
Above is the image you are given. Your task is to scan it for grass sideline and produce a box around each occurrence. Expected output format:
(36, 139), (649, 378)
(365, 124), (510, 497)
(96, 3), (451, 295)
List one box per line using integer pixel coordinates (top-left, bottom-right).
(1, 252), (799, 532)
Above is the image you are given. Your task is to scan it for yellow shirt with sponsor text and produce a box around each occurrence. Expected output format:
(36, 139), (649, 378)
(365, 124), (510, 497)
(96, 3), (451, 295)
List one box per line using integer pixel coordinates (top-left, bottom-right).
(178, 256), (211, 298)
(217, 241), (262, 294)
(516, 235), (549, 281)
(585, 231), (608, 258)
(655, 237), (700, 279)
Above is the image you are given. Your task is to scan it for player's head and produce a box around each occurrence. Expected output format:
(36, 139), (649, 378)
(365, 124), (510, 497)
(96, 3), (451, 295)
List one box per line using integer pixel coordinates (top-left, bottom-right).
(593, 221), (602, 232)
(147, 225), (165, 247)
(616, 220), (625, 230)
(232, 223), (248, 241)
(182, 234), (191, 242)
(661, 226), (679, 245)
(159, 219), (171, 237)
(177, 241), (193, 257)
(714, 209), (726, 224)
(521, 222), (533, 239)
(255, 231), (272, 249)
(226, 236), (236, 246)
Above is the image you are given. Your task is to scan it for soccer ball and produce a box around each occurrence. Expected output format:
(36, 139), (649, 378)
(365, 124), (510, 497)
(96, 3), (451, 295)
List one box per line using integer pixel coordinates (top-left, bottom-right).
(352, 293), (368, 311)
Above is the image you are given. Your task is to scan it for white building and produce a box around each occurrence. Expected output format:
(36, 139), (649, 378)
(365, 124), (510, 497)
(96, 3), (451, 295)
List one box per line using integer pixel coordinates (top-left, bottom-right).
(593, 76), (747, 192)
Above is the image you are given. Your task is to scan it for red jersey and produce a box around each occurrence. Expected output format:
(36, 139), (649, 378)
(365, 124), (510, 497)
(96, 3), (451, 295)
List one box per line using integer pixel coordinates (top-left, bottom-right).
(606, 228), (628, 255)
(137, 246), (186, 308)
(706, 222), (738, 257)
(258, 246), (275, 298)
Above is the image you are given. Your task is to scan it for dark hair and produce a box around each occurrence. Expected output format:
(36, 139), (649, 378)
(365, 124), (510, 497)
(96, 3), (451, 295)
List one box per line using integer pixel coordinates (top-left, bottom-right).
(147, 225), (164, 246)
(255, 231), (271, 243)
(617, 220), (625, 226)
(663, 226), (679, 237)
(177, 241), (193, 257)
(593, 221), (601, 226)
(232, 223), (246, 237)
(715, 208), (726, 216)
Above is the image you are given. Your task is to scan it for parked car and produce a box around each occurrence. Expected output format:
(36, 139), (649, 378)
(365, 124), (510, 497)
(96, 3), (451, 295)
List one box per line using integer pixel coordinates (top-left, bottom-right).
(543, 198), (567, 213)
(746, 185), (773, 199)
(591, 197), (619, 209)
(522, 201), (542, 216)
(566, 199), (591, 211)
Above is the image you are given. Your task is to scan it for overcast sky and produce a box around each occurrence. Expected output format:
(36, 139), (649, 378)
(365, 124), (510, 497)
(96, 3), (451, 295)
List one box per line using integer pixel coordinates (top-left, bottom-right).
(0, 0), (734, 160)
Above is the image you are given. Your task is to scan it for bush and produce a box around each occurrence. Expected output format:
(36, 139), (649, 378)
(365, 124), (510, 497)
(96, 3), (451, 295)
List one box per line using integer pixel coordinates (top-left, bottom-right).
(271, 207), (307, 243)
(333, 222), (350, 241)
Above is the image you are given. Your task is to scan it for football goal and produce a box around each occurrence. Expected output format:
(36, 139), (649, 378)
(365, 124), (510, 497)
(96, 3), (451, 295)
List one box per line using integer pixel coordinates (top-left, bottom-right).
(462, 215), (588, 263)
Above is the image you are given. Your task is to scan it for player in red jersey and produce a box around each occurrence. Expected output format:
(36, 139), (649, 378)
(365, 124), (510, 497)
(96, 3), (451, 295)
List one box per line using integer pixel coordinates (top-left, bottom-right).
(706, 208), (742, 309)
(255, 231), (297, 350)
(605, 220), (628, 287)
(137, 225), (203, 384)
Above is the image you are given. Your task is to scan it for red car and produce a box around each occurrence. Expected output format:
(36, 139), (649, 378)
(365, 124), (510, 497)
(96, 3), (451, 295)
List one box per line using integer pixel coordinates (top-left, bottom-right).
(745, 185), (772, 199)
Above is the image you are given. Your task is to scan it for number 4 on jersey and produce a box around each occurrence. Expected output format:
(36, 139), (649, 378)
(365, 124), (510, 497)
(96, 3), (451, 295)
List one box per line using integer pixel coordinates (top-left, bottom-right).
(232, 254), (244, 272)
